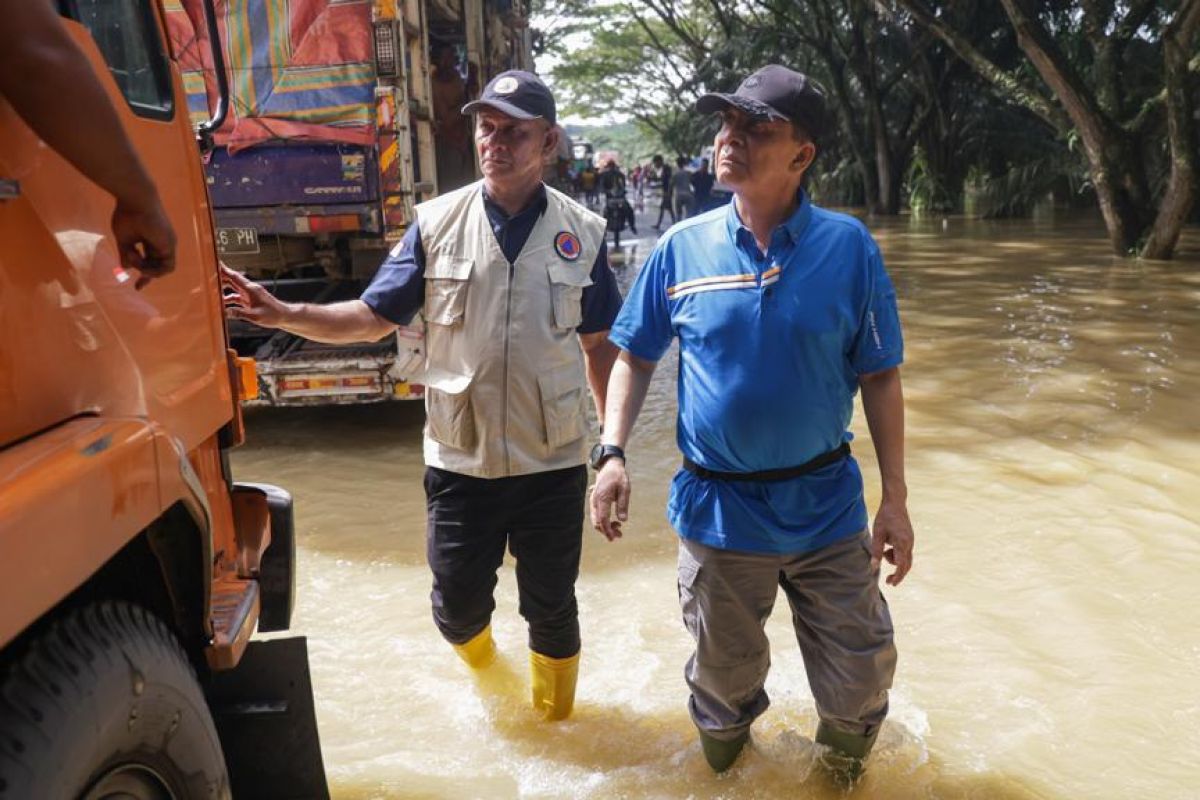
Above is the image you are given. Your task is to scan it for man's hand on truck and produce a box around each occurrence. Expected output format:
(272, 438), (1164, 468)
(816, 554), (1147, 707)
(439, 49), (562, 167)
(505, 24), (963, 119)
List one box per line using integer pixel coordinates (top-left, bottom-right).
(114, 197), (177, 290)
(221, 264), (290, 327)
(221, 264), (398, 345)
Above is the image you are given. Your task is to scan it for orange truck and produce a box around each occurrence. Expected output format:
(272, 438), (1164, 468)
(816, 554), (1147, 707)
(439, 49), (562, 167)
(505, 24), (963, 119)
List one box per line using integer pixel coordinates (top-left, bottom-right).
(0, 2), (326, 798)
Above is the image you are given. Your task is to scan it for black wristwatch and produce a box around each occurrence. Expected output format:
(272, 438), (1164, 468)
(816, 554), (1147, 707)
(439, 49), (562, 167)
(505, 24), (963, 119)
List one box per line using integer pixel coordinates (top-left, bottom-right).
(588, 443), (625, 470)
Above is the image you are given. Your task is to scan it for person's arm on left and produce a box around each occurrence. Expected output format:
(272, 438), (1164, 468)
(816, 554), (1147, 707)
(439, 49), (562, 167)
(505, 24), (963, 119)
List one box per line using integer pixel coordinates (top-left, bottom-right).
(578, 239), (623, 421)
(859, 366), (913, 586)
(580, 331), (619, 421)
(0, 0), (174, 287)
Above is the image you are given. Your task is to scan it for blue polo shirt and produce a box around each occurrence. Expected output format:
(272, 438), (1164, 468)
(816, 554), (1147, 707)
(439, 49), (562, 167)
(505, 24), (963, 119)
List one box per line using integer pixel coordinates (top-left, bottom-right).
(608, 191), (903, 555)
(361, 184), (622, 333)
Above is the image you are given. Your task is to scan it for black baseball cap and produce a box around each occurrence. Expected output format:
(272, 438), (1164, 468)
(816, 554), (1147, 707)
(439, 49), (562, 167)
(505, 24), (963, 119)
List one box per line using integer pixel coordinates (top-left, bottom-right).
(462, 70), (557, 127)
(695, 64), (826, 139)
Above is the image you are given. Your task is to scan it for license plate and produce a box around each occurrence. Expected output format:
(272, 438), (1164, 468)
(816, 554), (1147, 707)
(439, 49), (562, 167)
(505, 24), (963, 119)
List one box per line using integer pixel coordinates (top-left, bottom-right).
(217, 227), (260, 254)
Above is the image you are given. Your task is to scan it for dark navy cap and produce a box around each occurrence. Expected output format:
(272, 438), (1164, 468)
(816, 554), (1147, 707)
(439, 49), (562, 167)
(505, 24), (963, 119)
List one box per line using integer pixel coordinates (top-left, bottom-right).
(696, 64), (826, 139)
(462, 70), (557, 127)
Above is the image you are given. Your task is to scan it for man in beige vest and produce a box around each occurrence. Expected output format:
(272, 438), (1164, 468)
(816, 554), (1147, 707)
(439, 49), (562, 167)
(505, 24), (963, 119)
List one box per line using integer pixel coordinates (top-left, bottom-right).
(223, 71), (621, 721)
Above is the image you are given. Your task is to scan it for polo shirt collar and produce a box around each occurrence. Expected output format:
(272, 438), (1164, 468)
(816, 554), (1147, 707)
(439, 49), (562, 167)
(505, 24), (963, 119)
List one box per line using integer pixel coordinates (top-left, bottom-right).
(725, 188), (813, 251)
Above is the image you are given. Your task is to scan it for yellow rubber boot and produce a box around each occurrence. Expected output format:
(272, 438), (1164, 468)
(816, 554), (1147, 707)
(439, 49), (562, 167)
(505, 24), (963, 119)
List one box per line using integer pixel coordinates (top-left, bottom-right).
(529, 650), (579, 721)
(452, 625), (497, 669)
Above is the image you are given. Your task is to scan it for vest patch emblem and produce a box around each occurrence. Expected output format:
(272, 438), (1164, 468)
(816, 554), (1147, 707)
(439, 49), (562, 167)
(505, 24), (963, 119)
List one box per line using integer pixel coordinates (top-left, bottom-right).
(554, 231), (582, 261)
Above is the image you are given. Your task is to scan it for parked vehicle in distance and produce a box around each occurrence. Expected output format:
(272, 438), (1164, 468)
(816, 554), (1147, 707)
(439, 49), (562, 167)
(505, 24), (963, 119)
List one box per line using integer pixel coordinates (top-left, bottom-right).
(172, 0), (533, 406)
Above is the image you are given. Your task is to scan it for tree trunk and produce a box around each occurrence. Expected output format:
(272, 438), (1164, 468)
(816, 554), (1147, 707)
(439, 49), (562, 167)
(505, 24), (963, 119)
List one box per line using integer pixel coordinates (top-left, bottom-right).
(803, 28), (878, 210)
(872, 112), (897, 214)
(897, 0), (1191, 256)
(1141, 1), (1200, 259)
(1090, 163), (1142, 254)
(850, 0), (900, 214)
(858, 158), (879, 212)
(997, 0), (1155, 255)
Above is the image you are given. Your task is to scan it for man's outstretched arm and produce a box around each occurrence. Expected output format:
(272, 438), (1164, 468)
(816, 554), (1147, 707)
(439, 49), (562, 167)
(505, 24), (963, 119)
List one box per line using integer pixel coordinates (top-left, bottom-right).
(222, 266), (398, 345)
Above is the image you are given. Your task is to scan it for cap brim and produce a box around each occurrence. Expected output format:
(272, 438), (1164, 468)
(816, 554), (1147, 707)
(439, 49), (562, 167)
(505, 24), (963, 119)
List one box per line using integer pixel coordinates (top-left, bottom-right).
(460, 98), (542, 120)
(695, 93), (788, 122)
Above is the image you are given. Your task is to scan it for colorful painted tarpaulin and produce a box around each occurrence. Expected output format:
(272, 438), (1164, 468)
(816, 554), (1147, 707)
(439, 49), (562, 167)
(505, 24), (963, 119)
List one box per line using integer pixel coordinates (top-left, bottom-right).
(165, 0), (376, 152)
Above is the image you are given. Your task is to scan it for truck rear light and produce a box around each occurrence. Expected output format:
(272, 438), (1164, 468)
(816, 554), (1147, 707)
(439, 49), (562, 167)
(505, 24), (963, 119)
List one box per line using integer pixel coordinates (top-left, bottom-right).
(393, 382), (424, 398)
(296, 214), (361, 234)
(236, 357), (258, 401)
(278, 374), (381, 396)
(279, 377), (334, 392)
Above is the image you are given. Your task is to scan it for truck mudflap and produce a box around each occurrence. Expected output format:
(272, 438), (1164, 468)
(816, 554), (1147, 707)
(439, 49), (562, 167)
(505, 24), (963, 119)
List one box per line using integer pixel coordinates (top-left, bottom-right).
(207, 637), (330, 799)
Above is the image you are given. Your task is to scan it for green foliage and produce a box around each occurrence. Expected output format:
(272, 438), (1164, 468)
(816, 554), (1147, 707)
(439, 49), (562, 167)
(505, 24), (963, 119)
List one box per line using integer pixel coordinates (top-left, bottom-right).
(563, 121), (667, 165)
(532, 0), (799, 157)
(905, 147), (953, 215)
(809, 156), (866, 208)
(534, 0), (720, 156)
(964, 152), (1089, 219)
(534, 0), (1196, 252)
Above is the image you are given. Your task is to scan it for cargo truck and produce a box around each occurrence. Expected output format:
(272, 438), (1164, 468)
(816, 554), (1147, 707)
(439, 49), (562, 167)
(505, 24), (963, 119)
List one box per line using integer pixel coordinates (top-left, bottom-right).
(169, 0), (533, 406)
(0, 2), (325, 797)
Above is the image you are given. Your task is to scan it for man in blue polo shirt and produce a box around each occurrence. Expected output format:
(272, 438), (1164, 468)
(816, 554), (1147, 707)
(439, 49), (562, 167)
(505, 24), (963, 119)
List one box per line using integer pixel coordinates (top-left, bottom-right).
(224, 71), (622, 722)
(589, 65), (914, 780)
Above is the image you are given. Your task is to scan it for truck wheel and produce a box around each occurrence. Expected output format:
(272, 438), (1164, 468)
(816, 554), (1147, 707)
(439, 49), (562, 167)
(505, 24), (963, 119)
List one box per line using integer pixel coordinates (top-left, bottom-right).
(0, 602), (230, 800)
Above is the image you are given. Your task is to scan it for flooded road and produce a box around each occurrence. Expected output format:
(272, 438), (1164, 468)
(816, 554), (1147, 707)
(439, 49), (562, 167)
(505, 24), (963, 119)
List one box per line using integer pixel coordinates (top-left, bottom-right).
(232, 214), (1200, 799)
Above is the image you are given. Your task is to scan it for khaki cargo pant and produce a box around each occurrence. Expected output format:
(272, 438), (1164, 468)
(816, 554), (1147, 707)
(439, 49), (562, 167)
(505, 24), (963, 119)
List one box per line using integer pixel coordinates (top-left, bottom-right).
(677, 531), (896, 742)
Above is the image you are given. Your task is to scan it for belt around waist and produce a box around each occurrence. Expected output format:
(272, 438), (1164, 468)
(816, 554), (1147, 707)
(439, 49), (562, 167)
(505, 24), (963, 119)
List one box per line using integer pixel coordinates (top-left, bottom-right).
(682, 442), (851, 482)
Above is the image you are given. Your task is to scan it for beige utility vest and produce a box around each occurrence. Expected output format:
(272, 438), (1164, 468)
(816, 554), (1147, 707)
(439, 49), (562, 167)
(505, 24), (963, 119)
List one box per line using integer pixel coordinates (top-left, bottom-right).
(416, 181), (606, 478)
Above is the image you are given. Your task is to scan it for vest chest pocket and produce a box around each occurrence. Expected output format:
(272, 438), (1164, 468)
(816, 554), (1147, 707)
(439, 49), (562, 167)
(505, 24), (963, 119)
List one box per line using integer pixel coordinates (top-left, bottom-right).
(425, 256), (473, 326)
(537, 361), (587, 449)
(546, 260), (593, 331)
(425, 370), (476, 450)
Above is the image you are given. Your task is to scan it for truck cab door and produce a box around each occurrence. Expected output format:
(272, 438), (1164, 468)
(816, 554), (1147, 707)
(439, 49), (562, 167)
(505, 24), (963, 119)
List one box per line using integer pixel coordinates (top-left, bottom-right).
(0, 1), (232, 450)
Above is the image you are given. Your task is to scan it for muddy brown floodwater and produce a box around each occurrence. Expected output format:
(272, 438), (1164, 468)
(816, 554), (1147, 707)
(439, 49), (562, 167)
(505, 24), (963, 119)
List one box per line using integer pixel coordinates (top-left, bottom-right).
(233, 214), (1200, 799)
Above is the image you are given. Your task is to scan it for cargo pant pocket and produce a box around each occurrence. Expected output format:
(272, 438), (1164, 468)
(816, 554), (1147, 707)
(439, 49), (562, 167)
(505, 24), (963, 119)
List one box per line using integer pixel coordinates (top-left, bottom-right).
(677, 545), (702, 640)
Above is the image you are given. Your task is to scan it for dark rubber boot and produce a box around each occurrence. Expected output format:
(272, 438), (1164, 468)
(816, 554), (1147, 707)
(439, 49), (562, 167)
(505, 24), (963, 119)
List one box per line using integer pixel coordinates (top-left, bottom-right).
(815, 721), (879, 785)
(697, 728), (749, 773)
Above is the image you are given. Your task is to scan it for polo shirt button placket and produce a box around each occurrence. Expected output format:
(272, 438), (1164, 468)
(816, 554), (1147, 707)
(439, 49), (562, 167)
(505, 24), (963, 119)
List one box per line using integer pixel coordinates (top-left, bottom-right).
(763, 259), (777, 299)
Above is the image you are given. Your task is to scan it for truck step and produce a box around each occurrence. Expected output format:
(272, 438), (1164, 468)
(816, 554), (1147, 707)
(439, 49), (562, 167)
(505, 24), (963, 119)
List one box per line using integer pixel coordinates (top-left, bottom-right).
(205, 576), (259, 670)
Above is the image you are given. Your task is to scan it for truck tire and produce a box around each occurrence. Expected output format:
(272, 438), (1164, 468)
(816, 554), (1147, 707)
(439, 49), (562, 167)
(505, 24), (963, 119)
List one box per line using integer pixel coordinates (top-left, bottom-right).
(0, 602), (230, 800)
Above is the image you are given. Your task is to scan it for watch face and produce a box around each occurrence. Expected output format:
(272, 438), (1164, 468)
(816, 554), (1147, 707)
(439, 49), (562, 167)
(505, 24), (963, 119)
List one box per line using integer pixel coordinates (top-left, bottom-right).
(588, 443), (605, 469)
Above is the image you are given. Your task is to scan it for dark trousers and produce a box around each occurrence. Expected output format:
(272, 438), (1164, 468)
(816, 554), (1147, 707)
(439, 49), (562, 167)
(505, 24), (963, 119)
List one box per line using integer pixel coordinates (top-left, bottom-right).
(424, 465), (587, 659)
(656, 189), (676, 226)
